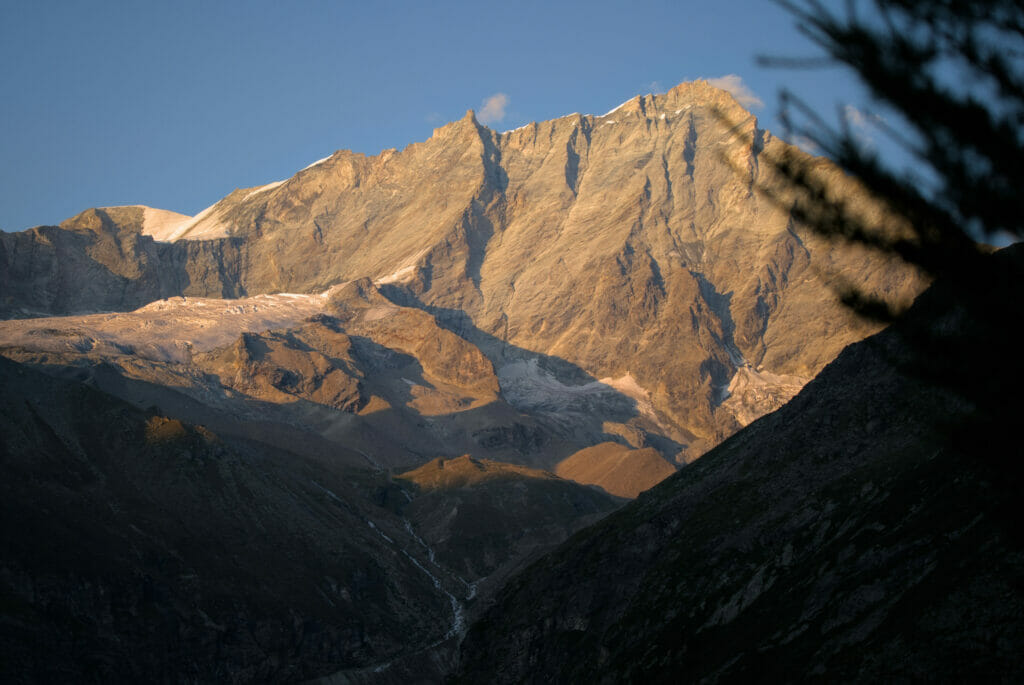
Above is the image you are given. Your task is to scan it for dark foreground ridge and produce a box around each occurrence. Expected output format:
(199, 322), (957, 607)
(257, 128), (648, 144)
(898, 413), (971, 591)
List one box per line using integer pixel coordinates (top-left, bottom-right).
(457, 245), (1024, 682)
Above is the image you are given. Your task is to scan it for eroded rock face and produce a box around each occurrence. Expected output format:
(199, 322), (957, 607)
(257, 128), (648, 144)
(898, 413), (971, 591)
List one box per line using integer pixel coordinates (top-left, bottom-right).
(164, 81), (920, 453)
(456, 247), (1024, 683)
(1, 80), (925, 463)
(0, 207), (244, 317)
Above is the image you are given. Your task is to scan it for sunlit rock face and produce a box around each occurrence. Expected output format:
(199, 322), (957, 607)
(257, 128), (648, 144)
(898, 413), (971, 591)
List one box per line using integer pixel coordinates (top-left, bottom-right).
(1, 80), (924, 472)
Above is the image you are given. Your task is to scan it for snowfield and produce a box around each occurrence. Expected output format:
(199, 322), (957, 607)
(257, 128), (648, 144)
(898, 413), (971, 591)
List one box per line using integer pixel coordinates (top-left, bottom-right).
(0, 291), (336, 363)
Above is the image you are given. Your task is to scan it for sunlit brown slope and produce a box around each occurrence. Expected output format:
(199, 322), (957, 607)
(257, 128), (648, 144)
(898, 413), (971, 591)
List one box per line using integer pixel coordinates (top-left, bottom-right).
(122, 80), (922, 457)
(555, 442), (676, 498)
(1, 79), (924, 466)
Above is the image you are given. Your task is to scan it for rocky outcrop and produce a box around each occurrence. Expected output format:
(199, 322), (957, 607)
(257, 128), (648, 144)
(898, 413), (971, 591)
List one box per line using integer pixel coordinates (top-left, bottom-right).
(0, 207), (244, 317)
(457, 246), (1024, 682)
(205, 327), (368, 413)
(0, 282), (573, 473)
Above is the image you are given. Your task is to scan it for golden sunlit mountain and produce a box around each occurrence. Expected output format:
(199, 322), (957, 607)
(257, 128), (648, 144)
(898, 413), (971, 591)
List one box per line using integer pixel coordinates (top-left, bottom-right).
(0, 80), (928, 682)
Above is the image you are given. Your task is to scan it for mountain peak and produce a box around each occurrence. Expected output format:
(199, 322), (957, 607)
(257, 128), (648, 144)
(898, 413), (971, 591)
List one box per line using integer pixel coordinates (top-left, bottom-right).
(59, 205), (193, 241)
(431, 109), (481, 139)
(664, 79), (751, 114)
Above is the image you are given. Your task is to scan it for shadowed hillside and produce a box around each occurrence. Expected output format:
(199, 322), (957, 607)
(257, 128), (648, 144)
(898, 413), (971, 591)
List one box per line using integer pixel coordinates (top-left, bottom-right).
(457, 245), (1024, 682)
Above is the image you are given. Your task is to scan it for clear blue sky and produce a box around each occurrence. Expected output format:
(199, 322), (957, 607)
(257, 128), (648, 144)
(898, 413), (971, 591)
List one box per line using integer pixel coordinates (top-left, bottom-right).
(0, 0), (874, 231)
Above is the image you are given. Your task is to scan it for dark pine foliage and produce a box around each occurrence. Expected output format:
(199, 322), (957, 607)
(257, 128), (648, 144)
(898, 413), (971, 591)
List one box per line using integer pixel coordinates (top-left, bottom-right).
(765, 0), (1024, 524)
(764, 0), (1023, 316)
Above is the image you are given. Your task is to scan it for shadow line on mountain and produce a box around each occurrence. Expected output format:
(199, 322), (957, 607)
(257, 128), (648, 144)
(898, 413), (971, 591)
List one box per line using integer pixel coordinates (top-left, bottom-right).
(377, 284), (687, 459)
(6, 351), (613, 472)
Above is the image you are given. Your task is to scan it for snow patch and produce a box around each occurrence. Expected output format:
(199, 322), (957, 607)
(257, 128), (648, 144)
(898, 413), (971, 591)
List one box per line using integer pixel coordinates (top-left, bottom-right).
(164, 201), (229, 241)
(374, 247), (431, 285)
(162, 176), (288, 241)
(367, 519), (394, 543)
(0, 290), (334, 364)
(302, 155), (332, 171)
(375, 263), (417, 285)
(602, 97), (633, 117)
(497, 358), (659, 422)
(138, 207), (193, 241)
(243, 180), (285, 200)
(720, 366), (808, 427)
(598, 373), (657, 417)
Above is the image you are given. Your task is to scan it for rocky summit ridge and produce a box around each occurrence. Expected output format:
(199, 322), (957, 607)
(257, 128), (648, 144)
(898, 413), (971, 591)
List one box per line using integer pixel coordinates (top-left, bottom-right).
(1, 79), (923, 464)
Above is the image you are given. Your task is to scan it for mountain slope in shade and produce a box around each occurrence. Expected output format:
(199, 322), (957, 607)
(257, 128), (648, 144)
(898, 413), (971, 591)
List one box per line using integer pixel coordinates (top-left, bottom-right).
(396, 456), (617, 596)
(0, 354), (619, 682)
(1, 80), (925, 462)
(0, 356), (450, 681)
(457, 246), (1024, 682)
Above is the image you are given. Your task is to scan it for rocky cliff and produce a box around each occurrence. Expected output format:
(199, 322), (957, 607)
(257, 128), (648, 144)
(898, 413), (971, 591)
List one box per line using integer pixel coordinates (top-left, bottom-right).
(0, 206), (244, 317)
(151, 81), (921, 452)
(0, 80), (924, 463)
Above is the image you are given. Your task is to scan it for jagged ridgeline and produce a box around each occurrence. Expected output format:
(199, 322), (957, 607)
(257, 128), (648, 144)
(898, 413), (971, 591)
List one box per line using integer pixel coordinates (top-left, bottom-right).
(0, 80), (923, 463)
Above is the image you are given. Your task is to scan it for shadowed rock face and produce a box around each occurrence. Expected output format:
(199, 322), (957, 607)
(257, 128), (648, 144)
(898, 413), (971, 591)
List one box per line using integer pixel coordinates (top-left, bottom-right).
(1, 80), (924, 463)
(456, 246), (1024, 683)
(0, 208), (246, 317)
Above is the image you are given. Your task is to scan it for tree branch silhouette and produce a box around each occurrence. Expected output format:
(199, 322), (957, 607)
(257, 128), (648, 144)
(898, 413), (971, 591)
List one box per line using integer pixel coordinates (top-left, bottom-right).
(760, 0), (1022, 321)
(761, 0), (1024, 519)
